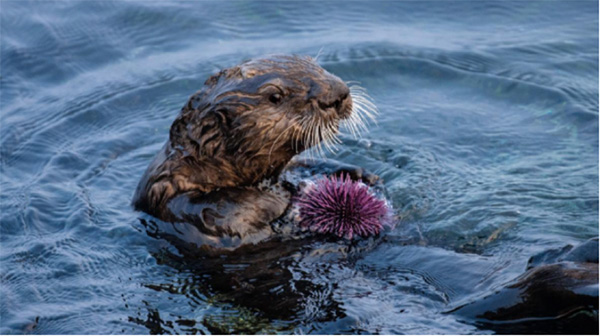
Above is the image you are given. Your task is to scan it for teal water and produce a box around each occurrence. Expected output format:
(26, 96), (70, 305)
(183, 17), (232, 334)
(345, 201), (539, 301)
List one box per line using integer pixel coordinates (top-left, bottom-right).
(1, 1), (598, 334)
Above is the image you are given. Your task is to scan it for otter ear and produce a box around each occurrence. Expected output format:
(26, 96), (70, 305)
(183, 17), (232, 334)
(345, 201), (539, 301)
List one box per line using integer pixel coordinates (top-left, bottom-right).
(204, 66), (242, 87)
(204, 71), (224, 87)
(187, 108), (230, 157)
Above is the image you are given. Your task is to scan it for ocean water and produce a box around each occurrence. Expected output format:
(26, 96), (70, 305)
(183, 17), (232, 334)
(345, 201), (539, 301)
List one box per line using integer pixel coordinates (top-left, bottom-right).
(1, 1), (598, 334)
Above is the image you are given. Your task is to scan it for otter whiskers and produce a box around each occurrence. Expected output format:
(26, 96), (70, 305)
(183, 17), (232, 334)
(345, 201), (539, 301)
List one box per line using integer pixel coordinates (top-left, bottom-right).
(298, 83), (378, 161)
(346, 84), (378, 136)
(298, 115), (341, 160)
(266, 116), (301, 165)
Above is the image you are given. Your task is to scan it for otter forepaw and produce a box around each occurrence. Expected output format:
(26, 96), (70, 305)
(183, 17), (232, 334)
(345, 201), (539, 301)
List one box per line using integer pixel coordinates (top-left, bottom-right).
(285, 158), (381, 186)
(331, 166), (380, 186)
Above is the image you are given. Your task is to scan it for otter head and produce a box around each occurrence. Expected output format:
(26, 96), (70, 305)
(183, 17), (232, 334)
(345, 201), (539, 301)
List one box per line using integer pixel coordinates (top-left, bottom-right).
(169, 55), (372, 188)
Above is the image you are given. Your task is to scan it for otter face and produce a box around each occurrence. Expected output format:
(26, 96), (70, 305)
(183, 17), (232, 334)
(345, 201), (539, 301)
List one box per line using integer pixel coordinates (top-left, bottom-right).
(170, 55), (375, 185)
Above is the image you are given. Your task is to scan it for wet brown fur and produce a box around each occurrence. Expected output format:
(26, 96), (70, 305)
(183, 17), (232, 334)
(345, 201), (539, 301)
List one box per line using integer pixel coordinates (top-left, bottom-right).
(133, 55), (352, 228)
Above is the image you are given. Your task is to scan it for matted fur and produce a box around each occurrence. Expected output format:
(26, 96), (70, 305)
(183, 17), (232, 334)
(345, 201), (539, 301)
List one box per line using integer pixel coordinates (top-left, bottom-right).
(133, 55), (375, 222)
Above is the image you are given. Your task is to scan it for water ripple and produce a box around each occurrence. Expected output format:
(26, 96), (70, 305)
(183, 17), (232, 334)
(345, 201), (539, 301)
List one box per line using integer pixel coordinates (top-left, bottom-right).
(0, 1), (597, 334)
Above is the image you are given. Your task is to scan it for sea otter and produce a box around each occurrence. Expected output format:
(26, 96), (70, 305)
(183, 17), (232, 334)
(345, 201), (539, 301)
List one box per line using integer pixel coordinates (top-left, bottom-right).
(132, 55), (377, 248)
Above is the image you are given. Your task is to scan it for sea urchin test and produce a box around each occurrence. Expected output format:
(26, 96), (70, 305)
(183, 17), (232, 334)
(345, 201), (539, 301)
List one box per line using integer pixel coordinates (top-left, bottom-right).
(296, 174), (391, 239)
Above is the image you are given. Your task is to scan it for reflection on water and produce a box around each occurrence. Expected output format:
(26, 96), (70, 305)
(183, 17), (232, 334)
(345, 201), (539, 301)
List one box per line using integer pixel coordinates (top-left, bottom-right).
(1, 1), (598, 334)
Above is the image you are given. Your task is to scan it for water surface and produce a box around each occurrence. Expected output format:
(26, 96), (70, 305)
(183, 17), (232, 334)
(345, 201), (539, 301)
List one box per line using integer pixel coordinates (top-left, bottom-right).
(1, 1), (598, 334)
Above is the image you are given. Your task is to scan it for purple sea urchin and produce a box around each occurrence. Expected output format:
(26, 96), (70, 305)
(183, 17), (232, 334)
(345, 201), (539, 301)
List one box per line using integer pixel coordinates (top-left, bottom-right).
(296, 174), (391, 239)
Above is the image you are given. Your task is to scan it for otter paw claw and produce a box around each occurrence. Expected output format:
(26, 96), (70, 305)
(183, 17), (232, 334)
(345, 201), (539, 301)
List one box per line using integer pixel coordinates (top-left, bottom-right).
(333, 168), (380, 186)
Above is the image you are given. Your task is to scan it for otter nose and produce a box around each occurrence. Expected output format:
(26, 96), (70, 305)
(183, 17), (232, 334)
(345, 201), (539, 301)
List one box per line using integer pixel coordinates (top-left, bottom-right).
(316, 79), (351, 115)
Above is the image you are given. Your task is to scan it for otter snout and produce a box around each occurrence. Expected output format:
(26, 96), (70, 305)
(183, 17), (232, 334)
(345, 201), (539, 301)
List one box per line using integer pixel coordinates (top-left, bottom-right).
(315, 78), (352, 119)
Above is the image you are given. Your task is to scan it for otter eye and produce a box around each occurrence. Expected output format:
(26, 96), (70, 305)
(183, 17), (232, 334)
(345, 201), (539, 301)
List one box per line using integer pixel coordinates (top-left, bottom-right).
(269, 93), (282, 104)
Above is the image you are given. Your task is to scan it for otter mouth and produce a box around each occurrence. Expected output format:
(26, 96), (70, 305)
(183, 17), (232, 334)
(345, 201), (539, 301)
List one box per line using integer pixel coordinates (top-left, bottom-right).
(317, 92), (352, 120)
(294, 84), (377, 158)
(340, 84), (378, 138)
